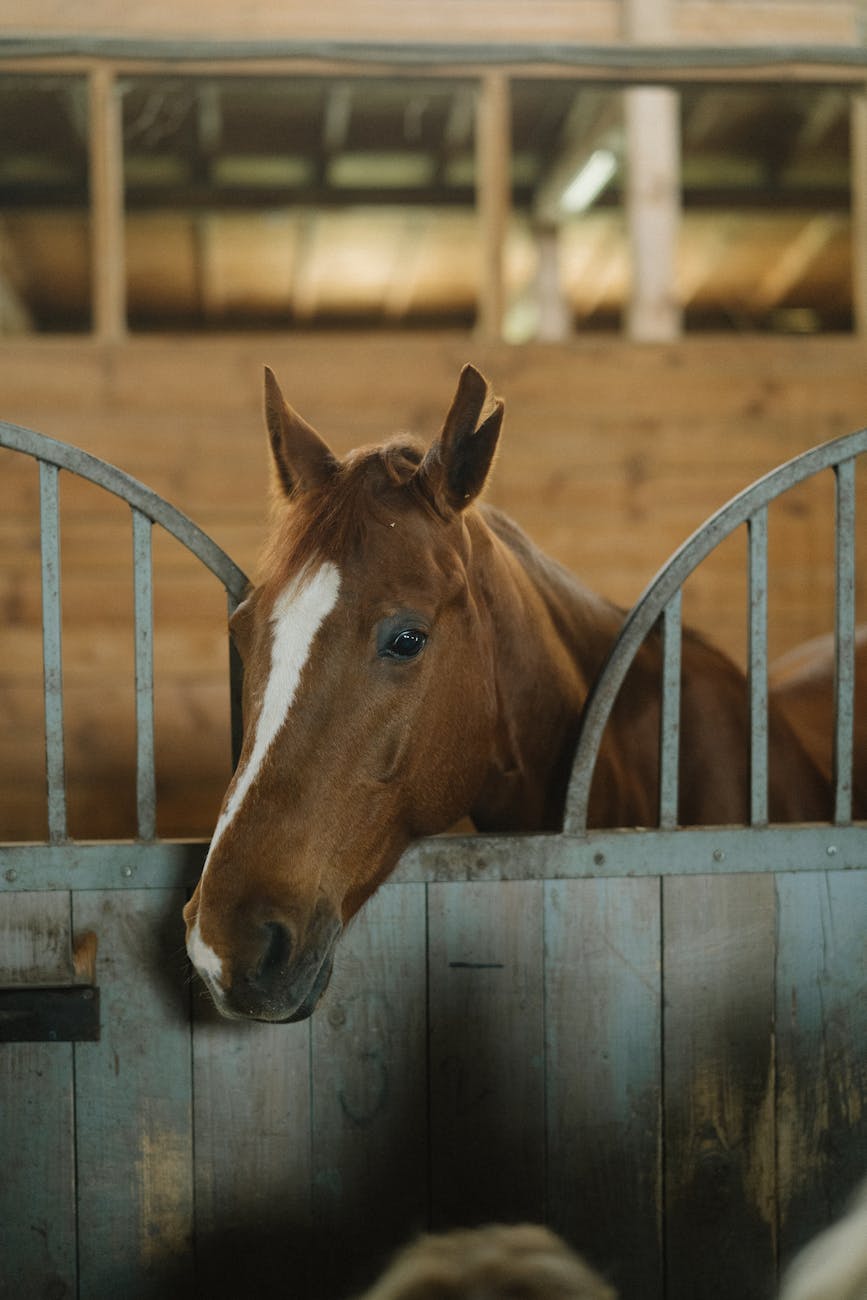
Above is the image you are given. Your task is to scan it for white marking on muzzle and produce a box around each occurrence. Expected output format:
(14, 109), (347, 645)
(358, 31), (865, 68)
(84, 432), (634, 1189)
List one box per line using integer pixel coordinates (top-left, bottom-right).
(187, 918), (224, 983)
(203, 561), (341, 871)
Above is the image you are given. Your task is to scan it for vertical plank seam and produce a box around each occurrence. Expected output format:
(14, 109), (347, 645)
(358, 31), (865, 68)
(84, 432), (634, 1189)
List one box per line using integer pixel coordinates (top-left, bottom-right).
(424, 880), (433, 1231)
(659, 874), (668, 1300)
(541, 878), (550, 1228)
(70, 891), (82, 1300)
(187, 928), (200, 1292)
(772, 873), (781, 1291)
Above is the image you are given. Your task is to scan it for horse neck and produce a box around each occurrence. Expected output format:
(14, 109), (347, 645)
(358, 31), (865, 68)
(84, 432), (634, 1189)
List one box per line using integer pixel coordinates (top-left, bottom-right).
(468, 506), (624, 832)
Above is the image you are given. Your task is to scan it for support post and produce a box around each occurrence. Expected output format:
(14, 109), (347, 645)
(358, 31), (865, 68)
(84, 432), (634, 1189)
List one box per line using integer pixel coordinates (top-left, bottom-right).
(89, 65), (126, 342)
(476, 71), (510, 343)
(623, 0), (682, 341)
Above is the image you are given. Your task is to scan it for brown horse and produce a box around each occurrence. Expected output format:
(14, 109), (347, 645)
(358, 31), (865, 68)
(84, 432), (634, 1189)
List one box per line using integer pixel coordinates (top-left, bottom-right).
(184, 364), (830, 1022)
(770, 627), (867, 817)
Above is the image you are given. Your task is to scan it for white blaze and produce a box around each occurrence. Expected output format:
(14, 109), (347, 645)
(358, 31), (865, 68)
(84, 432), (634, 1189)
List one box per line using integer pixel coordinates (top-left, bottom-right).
(187, 918), (224, 983)
(203, 561), (341, 872)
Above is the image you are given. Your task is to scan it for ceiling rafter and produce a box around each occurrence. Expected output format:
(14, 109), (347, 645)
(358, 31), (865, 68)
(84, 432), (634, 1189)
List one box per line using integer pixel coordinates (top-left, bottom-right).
(531, 90), (623, 225)
(750, 214), (846, 312)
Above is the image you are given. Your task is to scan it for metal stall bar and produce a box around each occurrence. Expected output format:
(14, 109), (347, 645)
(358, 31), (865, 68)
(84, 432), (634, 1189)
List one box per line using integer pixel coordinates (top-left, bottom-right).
(228, 594), (245, 769)
(659, 590), (682, 828)
(39, 462), (67, 843)
(748, 507), (769, 826)
(1, 420), (249, 853)
(132, 508), (156, 840)
(564, 426), (867, 834)
(833, 457), (856, 824)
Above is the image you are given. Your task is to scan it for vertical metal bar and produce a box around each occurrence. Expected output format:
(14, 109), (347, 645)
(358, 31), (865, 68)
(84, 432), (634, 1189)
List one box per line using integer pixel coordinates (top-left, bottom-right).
(132, 509), (156, 840)
(748, 508), (769, 827)
(833, 458), (856, 825)
(659, 589), (682, 829)
(39, 462), (68, 842)
(228, 593), (245, 770)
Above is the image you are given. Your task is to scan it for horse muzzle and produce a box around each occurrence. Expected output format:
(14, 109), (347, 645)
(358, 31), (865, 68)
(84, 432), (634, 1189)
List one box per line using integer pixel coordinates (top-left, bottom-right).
(188, 898), (343, 1023)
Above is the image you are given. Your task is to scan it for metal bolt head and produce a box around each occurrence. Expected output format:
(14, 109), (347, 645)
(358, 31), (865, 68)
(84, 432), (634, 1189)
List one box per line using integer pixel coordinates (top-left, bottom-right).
(122, 865), (133, 878)
(827, 845), (838, 857)
(713, 849), (725, 863)
(4, 868), (17, 883)
(327, 1004), (347, 1029)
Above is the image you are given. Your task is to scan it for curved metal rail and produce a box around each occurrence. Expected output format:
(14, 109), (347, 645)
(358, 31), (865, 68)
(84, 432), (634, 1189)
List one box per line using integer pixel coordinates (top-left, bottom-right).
(1, 420), (248, 845)
(564, 427), (867, 833)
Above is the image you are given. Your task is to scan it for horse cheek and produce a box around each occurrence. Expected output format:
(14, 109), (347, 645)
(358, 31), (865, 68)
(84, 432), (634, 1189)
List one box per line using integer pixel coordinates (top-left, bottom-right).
(410, 682), (490, 834)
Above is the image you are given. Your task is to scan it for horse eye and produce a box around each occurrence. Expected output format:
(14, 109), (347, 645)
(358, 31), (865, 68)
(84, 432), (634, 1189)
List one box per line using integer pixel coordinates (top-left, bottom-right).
(385, 628), (427, 660)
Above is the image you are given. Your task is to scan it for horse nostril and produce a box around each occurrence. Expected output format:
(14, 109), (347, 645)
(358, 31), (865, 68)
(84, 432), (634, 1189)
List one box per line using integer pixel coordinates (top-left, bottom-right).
(253, 919), (293, 987)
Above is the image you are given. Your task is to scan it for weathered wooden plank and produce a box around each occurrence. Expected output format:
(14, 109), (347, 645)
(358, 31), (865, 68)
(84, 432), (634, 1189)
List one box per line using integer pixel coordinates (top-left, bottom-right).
(0, 889), (73, 983)
(310, 883), (428, 1298)
(0, 891), (76, 1300)
(0, 1039), (76, 1299)
(545, 877), (663, 1300)
(73, 889), (194, 1298)
(776, 870), (867, 1277)
(428, 879), (546, 1228)
(191, 1001), (313, 1297)
(663, 874), (777, 1300)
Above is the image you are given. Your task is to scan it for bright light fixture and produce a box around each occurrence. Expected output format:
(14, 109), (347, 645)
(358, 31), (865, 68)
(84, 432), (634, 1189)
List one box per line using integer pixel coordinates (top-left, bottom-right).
(559, 149), (617, 214)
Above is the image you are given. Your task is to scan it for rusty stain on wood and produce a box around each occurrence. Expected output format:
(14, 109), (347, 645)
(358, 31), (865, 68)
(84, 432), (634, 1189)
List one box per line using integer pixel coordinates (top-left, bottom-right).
(72, 930), (98, 984)
(136, 1104), (193, 1266)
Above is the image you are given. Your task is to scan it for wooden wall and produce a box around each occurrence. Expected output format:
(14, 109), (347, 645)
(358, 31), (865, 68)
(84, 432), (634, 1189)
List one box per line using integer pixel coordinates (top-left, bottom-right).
(2, 333), (867, 841)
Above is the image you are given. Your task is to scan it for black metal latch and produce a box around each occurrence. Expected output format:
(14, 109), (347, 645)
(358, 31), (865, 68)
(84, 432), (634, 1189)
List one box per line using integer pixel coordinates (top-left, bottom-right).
(0, 931), (100, 1043)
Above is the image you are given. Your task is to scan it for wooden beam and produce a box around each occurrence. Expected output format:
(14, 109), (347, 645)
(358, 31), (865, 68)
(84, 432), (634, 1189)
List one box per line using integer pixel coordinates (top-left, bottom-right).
(88, 65), (126, 341)
(851, 87), (867, 338)
(476, 71), (510, 343)
(3, 47), (867, 86)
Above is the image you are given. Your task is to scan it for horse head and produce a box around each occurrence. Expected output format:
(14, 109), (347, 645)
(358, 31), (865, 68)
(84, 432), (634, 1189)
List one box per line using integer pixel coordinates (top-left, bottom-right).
(184, 364), (504, 1021)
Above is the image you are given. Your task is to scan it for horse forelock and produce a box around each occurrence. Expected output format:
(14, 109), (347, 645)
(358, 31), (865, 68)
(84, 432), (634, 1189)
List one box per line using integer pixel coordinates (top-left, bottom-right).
(259, 437), (428, 592)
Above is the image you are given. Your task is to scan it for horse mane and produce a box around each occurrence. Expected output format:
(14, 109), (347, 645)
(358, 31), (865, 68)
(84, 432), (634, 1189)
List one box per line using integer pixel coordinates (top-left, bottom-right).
(258, 437), (427, 590)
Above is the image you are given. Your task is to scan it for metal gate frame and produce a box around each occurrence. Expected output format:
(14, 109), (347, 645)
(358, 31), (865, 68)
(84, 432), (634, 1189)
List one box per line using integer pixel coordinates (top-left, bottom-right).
(0, 419), (247, 893)
(1, 419), (865, 1300)
(399, 425), (867, 887)
(2, 423), (864, 896)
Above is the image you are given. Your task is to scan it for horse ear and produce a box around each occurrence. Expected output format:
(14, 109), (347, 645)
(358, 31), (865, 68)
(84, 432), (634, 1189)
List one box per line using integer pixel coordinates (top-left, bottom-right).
(263, 366), (338, 497)
(416, 364), (504, 514)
